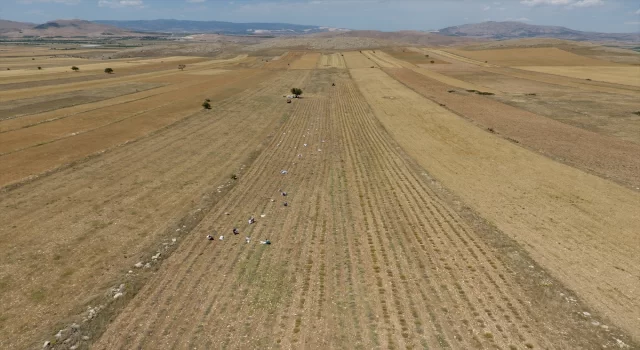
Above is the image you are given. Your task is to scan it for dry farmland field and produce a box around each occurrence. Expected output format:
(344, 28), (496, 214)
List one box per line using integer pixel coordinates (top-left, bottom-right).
(1, 43), (639, 350)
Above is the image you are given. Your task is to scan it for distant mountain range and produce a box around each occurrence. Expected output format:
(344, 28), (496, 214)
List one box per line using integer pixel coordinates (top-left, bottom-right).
(0, 19), (144, 38)
(0, 18), (637, 43)
(94, 19), (345, 35)
(439, 21), (639, 42)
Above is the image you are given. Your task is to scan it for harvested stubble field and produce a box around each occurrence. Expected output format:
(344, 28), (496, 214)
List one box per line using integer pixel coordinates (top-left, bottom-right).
(0, 45), (638, 350)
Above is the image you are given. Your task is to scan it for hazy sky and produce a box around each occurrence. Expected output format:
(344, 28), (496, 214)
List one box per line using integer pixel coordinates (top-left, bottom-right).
(2, 0), (639, 33)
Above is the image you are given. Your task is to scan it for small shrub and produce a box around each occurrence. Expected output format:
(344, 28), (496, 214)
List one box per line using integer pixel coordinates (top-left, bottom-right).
(632, 111), (640, 116)
(487, 127), (495, 133)
(32, 58), (35, 60)
(586, 78), (592, 81)
(525, 93), (537, 96)
(37, 66), (42, 70)
(430, 60), (435, 64)
(71, 66), (79, 71)
(6, 68), (9, 70)
(290, 88), (303, 98)
(178, 64), (186, 70)
(104, 68), (114, 74)
(202, 101), (211, 109)
(230, 174), (238, 180)
(425, 54), (429, 57)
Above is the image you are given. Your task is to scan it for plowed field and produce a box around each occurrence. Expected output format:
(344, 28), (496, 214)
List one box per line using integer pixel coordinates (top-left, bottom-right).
(1, 46), (638, 350)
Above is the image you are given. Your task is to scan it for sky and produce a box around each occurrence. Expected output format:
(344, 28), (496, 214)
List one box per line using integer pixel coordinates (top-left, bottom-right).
(1, 0), (639, 33)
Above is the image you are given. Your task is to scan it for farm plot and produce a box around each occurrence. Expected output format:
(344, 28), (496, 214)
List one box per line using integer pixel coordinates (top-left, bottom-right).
(317, 53), (346, 69)
(360, 50), (405, 68)
(289, 52), (321, 69)
(263, 51), (306, 69)
(343, 51), (379, 69)
(91, 69), (627, 350)
(0, 69), (275, 187)
(0, 82), (164, 121)
(0, 57), (208, 88)
(444, 47), (618, 66)
(425, 52), (640, 97)
(385, 48), (449, 65)
(384, 67), (640, 188)
(0, 56), (198, 78)
(351, 67), (640, 342)
(515, 66), (640, 87)
(0, 69), (310, 350)
(427, 67), (640, 143)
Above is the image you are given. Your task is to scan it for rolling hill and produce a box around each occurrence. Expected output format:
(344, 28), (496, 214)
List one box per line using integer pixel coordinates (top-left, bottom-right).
(0, 19), (146, 38)
(94, 19), (343, 35)
(439, 21), (639, 42)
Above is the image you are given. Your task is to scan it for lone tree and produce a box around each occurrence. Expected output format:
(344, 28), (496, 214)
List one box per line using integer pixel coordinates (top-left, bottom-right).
(202, 100), (211, 109)
(290, 88), (303, 98)
(178, 64), (186, 71)
(104, 68), (114, 74)
(71, 66), (79, 72)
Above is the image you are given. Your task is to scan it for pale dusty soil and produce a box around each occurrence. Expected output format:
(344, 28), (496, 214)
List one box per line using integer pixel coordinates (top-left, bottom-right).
(343, 51), (379, 69)
(351, 67), (640, 342)
(0, 69), (308, 350)
(445, 47), (621, 66)
(384, 67), (640, 189)
(317, 53), (346, 69)
(515, 66), (640, 87)
(92, 69), (622, 350)
(263, 51), (306, 70)
(289, 52), (321, 69)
